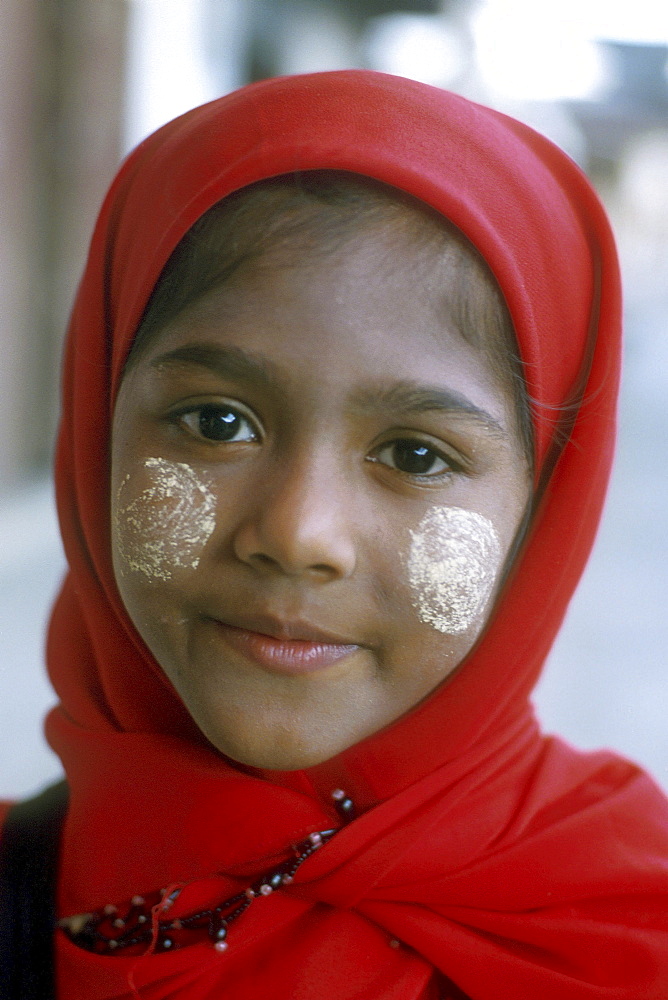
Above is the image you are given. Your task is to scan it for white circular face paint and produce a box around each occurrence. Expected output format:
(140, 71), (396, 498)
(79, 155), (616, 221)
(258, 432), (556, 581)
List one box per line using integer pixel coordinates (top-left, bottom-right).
(408, 506), (502, 635)
(113, 457), (216, 581)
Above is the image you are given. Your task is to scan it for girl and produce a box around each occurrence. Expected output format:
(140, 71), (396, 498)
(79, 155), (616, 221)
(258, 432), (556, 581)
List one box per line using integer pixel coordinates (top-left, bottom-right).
(2, 70), (668, 999)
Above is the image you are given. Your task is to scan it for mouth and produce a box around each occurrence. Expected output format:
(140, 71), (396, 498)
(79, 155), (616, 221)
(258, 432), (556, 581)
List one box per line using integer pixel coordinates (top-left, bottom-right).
(209, 616), (361, 676)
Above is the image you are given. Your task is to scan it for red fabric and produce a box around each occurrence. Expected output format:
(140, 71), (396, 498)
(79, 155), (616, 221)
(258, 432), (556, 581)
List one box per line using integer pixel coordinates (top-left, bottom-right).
(44, 71), (668, 998)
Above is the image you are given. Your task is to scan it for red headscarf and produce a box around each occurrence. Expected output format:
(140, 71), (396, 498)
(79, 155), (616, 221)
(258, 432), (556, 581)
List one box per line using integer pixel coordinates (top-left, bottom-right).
(44, 71), (668, 999)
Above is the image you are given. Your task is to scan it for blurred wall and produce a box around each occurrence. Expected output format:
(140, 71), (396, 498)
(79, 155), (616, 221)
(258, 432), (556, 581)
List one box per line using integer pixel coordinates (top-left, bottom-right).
(0, 1), (39, 491)
(0, 0), (126, 491)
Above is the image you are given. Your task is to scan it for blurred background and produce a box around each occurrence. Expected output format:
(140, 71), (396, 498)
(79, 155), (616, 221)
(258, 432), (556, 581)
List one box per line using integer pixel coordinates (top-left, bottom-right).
(1, 0), (667, 798)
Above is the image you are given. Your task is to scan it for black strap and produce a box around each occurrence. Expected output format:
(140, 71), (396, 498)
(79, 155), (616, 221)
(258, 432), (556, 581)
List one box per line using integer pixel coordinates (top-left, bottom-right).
(0, 780), (69, 1000)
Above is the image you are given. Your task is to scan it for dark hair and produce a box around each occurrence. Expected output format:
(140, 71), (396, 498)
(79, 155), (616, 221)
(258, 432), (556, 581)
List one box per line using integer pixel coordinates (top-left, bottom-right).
(127, 172), (533, 464)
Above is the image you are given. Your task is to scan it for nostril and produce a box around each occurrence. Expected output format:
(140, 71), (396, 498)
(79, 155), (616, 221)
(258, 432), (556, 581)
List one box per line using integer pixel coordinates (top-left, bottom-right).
(251, 552), (279, 569)
(249, 553), (336, 578)
(232, 514), (356, 580)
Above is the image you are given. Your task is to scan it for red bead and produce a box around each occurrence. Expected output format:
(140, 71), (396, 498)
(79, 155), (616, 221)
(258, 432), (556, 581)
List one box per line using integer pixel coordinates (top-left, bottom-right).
(245, 887), (255, 899)
(281, 874), (294, 885)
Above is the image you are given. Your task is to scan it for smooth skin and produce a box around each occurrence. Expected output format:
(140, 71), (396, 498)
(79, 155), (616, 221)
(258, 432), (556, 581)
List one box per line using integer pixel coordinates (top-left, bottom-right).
(111, 221), (532, 770)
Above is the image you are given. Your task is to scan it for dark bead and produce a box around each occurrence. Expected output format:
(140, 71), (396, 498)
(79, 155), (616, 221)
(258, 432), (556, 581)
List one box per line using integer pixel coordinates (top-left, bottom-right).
(77, 926), (98, 949)
(72, 818), (350, 960)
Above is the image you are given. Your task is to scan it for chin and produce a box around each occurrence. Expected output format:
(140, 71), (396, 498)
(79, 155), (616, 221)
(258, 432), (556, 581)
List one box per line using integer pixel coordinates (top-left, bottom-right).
(202, 721), (347, 772)
(216, 739), (340, 772)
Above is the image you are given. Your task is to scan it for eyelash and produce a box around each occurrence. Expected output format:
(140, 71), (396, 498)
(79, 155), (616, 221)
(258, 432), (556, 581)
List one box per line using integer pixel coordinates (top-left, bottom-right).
(176, 403), (261, 444)
(369, 439), (462, 479)
(173, 404), (462, 481)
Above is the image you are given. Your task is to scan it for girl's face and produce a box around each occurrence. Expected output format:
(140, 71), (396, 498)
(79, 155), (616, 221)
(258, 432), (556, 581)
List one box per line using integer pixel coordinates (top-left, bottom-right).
(110, 222), (532, 770)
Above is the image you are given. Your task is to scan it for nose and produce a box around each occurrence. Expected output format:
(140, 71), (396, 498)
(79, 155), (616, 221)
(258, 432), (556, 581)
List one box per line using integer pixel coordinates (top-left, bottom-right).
(231, 457), (357, 582)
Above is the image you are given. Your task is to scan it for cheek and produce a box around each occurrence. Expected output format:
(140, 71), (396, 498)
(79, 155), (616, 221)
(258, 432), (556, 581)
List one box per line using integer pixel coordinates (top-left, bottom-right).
(112, 457), (217, 582)
(407, 506), (502, 635)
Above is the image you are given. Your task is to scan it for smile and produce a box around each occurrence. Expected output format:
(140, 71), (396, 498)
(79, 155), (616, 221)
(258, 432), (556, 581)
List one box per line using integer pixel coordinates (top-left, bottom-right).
(211, 620), (361, 675)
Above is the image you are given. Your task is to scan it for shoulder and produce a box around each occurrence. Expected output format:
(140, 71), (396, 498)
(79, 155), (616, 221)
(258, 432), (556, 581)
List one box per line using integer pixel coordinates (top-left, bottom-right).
(0, 782), (68, 848)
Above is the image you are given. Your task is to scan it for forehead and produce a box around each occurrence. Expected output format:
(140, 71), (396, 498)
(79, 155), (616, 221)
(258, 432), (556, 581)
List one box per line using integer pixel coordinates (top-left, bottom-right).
(127, 176), (510, 376)
(136, 217), (493, 382)
(148, 223), (465, 351)
(132, 228), (510, 426)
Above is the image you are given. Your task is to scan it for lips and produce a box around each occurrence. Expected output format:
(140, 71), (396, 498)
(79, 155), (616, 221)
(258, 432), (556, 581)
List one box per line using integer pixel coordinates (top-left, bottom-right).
(209, 617), (361, 676)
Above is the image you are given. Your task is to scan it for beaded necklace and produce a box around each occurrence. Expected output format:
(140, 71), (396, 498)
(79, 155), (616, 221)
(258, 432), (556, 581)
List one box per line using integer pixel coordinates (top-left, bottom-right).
(60, 789), (355, 957)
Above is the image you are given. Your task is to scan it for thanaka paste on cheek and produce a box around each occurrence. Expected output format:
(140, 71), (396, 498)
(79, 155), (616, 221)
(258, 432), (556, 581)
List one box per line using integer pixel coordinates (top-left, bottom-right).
(113, 457), (216, 581)
(408, 506), (502, 634)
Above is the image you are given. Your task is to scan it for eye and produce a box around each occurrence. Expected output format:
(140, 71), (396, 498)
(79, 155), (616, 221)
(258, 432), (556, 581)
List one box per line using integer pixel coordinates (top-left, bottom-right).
(371, 439), (456, 477)
(179, 404), (259, 443)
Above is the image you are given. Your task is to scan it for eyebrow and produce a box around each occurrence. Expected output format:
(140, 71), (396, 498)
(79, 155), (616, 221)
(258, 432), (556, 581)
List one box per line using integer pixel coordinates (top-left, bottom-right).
(150, 343), (278, 388)
(150, 342), (507, 438)
(350, 382), (509, 438)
